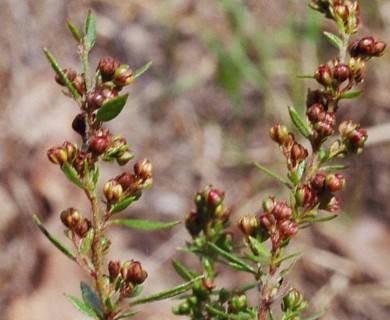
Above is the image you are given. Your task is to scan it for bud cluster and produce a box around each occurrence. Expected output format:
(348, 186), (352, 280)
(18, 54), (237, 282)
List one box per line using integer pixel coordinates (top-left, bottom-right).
(185, 185), (231, 238)
(269, 124), (308, 170)
(60, 207), (92, 239)
(238, 197), (298, 250)
(107, 259), (148, 298)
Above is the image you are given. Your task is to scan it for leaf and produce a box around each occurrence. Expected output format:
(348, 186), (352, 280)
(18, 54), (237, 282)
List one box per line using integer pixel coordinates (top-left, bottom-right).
(96, 94), (129, 122)
(134, 61), (152, 79)
(248, 236), (271, 258)
(33, 215), (76, 261)
(288, 106), (313, 139)
(297, 74), (315, 79)
(110, 196), (136, 214)
(301, 214), (338, 225)
(320, 164), (349, 172)
(278, 251), (301, 264)
(243, 253), (270, 264)
(115, 311), (139, 319)
(254, 162), (292, 188)
(208, 242), (255, 274)
(61, 162), (84, 189)
(108, 219), (180, 230)
(127, 285), (143, 298)
(289, 160), (306, 185)
(323, 31), (343, 49)
(206, 304), (252, 319)
(171, 259), (194, 281)
(83, 10), (96, 52)
(131, 276), (204, 305)
(67, 19), (81, 43)
(65, 294), (97, 318)
(44, 48), (81, 100)
(339, 90), (362, 100)
(78, 228), (94, 255)
(81, 282), (103, 320)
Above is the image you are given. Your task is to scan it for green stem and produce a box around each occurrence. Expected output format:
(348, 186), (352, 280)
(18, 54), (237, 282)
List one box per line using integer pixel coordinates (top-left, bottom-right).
(80, 43), (92, 92)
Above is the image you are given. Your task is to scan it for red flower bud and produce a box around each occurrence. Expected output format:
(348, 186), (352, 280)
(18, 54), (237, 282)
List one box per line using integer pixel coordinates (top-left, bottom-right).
(115, 172), (136, 191)
(97, 57), (121, 80)
(60, 207), (81, 230)
(269, 124), (290, 145)
(310, 172), (326, 193)
(113, 64), (134, 87)
(62, 141), (78, 163)
(122, 260), (148, 285)
(372, 41), (386, 57)
(306, 103), (325, 123)
(55, 68), (77, 86)
(279, 219), (298, 239)
(75, 218), (92, 238)
(47, 146), (67, 165)
(315, 64), (333, 87)
(272, 202), (292, 221)
(325, 173), (346, 192)
(134, 159), (153, 180)
(108, 260), (121, 282)
(295, 185), (312, 206)
(333, 63), (350, 82)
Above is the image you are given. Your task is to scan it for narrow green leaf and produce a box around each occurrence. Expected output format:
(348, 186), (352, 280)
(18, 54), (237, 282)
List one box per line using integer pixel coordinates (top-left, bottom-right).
(254, 162), (292, 188)
(78, 228), (94, 255)
(237, 282), (257, 293)
(44, 48), (81, 100)
(84, 10), (96, 52)
(171, 259), (194, 281)
(301, 214), (337, 224)
(289, 160), (306, 185)
(110, 196), (136, 214)
(320, 164), (349, 172)
(115, 311), (139, 319)
(81, 282), (103, 320)
(288, 106), (313, 139)
(127, 285), (143, 298)
(278, 251), (301, 264)
(339, 90), (362, 100)
(243, 253), (270, 264)
(61, 162), (84, 189)
(109, 219), (180, 230)
(134, 61), (152, 79)
(65, 294), (97, 318)
(323, 31), (343, 49)
(208, 242), (255, 274)
(297, 74), (315, 79)
(131, 276), (204, 305)
(96, 94), (129, 122)
(67, 19), (81, 43)
(33, 215), (76, 261)
(248, 236), (271, 258)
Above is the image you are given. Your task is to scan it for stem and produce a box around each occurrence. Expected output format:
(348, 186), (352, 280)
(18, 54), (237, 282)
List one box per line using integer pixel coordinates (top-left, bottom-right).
(80, 43), (92, 92)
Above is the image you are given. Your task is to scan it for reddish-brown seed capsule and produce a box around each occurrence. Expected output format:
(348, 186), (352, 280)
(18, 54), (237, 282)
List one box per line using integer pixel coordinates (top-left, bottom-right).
(272, 202), (292, 221)
(60, 207), (81, 230)
(122, 260), (148, 285)
(97, 57), (121, 80)
(47, 146), (67, 165)
(75, 218), (92, 238)
(333, 63), (350, 82)
(134, 159), (153, 180)
(108, 260), (121, 282)
(103, 179), (123, 202)
(315, 64), (333, 87)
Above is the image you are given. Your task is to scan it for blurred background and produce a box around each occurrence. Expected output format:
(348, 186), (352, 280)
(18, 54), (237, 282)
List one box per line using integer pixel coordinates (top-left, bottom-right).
(0, 0), (389, 319)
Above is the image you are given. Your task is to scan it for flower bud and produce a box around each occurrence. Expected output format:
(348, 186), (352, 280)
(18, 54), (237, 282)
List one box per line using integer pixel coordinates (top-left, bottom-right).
(86, 88), (105, 111)
(306, 103), (325, 123)
(55, 68), (77, 86)
(283, 288), (306, 312)
(334, 4), (349, 21)
(372, 41), (386, 57)
(185, 210), (203, 236)
(230, 293), (248, 313)
(89, 128), (111, 155)
(310, 172), (326, 193)
(115, 172), (135, 191)
(97, 57), (121, 80)
(262, 196), (276, 214)
(121, 260), (148, 285)
(60, 208), (81, 230)
(279, 219), (298, 239)
(358, 36), (375, 55)
(333, 63), (350, 82)
(47, 146), (67, 165)
(103, 179), (123, 202)
(108, 260), (121, 281)
(269, 124), (290, 145)
(237, 214), (258, 237)
(72, 113), (87, 136)
(272, 202), (292, 221)
(75, 218), (92, 238)
(348, 127), (368, 149)
(291, 143), (308, 163)
(62, 141), (78, 163)
(295, 185), (312, 207)
(323, 195), (341, 212)
(134, 159), (153, 180)
(315, 64), (333, 87)
(202, 278), (215, 291)
(325, 173), (346, 192)
(113, 64), (134, 87)
(72, 74), (86, 95)
(206, 189), (224, 207)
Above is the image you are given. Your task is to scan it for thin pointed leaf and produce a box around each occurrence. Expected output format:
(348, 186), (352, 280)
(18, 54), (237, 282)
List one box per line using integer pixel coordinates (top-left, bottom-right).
(208, 242), (255, 274)
(288, 106), (313, 139)
(96, 94), (129, 122)
(339, 90), (362, 99)
(44, 48), (81, 100)
(320, 164), (349, 172)
(237, 282), (257, 293)
(110, 196), (136, 214)
(33, 215), (76, 261)
(115, 311), (139, 319)
(206, 304), (252, 320)
(297, 74), (315, 79)
(108, 219), (180, 230)
(134, 61), (152, 79)
(248, 236), (271, 258)
(61, 162), (84, 189)
(243, 253), (270, 264)
(171, 259), (194, 281)
(78, 228), (94, 255)
(254, 162), (292, 188)
(301, 214), (337, 224)
(83, 10), (96, 52)
(65, 294), (97, 318)
(81, 282), (103, 320)
(131, 276), (204, 305)
(67, 19), (81, 43)
(323, 31), (343, 49)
